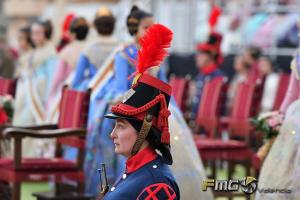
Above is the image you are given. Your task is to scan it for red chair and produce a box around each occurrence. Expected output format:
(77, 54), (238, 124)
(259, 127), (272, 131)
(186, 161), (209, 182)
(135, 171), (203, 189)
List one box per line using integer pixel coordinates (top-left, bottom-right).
(195, 82), (260, 178)
(0, 86), (90, 200)
(195, 76), (227, 138)
(169, 75), (190, 112)
(272, 73), (290, 110)
(0, 77), (17, 97)
(226, 82), (257, 139)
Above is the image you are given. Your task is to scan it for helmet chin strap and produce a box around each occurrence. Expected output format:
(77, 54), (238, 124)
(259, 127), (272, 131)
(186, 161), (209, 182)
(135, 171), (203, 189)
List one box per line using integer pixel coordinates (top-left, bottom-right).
(131, 114), (153, 156)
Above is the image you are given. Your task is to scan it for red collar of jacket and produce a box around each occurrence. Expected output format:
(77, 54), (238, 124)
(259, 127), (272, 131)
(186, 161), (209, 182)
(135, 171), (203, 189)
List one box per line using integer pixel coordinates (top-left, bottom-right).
(126, 147), (158, 174)
(200, 63), (218, 75)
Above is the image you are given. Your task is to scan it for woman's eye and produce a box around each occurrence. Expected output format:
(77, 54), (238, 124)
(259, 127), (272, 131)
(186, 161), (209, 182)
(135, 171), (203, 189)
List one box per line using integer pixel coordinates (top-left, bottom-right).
(117, 124), (124, 129)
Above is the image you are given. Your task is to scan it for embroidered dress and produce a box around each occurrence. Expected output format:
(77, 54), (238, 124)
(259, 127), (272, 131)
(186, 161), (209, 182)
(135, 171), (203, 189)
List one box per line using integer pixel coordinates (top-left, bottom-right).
(255, 56), (300, 200)
(71, 36), (118, 91)
(13, 43), (57, 126)
(255, 99), (300, 200)
(169, 103), (214, 200)
(13, 42), (57, 157)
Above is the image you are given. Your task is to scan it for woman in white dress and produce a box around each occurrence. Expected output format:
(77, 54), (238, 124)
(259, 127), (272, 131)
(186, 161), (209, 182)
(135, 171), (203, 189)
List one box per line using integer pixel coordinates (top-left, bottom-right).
(13, 20), (58, 157)
(255, 19), (300, 200)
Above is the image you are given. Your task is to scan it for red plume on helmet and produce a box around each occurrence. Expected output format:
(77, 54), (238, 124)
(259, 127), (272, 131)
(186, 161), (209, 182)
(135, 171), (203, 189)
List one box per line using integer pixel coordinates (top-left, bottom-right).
(208, 4), (221, 31)
(197, 4), (223, 64)
(131, 24), (173, 83)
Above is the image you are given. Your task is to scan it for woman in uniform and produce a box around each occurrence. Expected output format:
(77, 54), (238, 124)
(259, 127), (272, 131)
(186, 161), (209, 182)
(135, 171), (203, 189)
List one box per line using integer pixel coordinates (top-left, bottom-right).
(103, 23), (180, 200)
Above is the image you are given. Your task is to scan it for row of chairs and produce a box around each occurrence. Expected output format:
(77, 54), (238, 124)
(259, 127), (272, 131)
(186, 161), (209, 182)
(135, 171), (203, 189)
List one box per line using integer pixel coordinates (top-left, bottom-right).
(170, 73), (290, 115)
(0, 77), (91, 200)
(170, 73), (290, 199)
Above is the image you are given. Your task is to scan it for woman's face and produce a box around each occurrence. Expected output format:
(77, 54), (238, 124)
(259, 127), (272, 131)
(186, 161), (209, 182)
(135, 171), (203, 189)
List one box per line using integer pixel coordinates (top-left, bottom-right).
(18, 32), (30, 51)
(234, 56), (246, 73)
(243, 50), (255, 66)
(110, 119), (138, 157)
(258, 57), (272, 75)
(31, 23), (46, 47)
(196, 51), (211, 69)
(136, 17), (154, 41)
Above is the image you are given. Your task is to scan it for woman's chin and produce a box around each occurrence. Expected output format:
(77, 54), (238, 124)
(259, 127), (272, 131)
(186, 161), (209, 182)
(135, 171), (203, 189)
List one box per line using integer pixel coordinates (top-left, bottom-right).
(114, 148), (130, 157)
(114, 146), (123, 154)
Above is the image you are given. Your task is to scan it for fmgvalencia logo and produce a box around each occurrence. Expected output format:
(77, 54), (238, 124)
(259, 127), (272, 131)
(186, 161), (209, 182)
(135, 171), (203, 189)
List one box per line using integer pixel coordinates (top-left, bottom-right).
(202, 176), (257, 194)
(257, 188), (292, 194)
(240, 176), (258, 194)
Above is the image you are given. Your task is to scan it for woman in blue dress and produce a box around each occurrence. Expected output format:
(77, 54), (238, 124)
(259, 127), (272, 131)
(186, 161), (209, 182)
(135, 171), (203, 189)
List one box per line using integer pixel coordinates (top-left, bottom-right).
(71, 7), (118, 91)
(64, 8), (117, 157)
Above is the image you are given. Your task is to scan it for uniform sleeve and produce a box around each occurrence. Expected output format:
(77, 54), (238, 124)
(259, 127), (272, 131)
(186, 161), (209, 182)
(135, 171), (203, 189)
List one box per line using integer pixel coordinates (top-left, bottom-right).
(136, 183), (178, 200)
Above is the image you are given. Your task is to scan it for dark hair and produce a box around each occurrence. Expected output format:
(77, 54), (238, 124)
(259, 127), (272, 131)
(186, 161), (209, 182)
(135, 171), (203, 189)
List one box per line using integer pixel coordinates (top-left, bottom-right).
(127, 119), (173, 165)
(234, 55), (251, 71)
(246, 46), (261, 60)
(19, 25), (34, 48)
(126, 5), (152, 36)
(146, 128), (173, 165)
(70, 17), (89, 40)
(94, 15), (115, 35)
(34, 19), (53, 40)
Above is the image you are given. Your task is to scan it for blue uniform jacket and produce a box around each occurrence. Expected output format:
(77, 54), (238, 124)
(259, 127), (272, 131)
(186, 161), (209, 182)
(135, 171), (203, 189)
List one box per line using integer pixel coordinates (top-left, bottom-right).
(103, 147), (180, 200)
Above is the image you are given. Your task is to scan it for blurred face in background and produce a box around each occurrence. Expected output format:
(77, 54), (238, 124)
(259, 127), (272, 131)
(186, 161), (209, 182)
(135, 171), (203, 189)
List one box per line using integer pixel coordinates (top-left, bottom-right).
(196, 51), (212, 69)
(136, 17), (154, 42)
(17, 32), (31, 52)
(234, 56), (248, 73)
(31, 23), (46, 47)
(243, 50), (254, 66)
(258, 57), (273, 76)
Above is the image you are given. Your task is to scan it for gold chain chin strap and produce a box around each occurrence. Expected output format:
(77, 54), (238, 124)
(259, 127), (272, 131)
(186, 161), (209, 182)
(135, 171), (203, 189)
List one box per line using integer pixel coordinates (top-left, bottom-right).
(131, 114), (153, 155)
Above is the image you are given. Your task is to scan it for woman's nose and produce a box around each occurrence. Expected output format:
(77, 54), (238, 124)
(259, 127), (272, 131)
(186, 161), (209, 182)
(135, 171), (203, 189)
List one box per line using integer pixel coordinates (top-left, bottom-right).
(110, 129), (117, 139)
